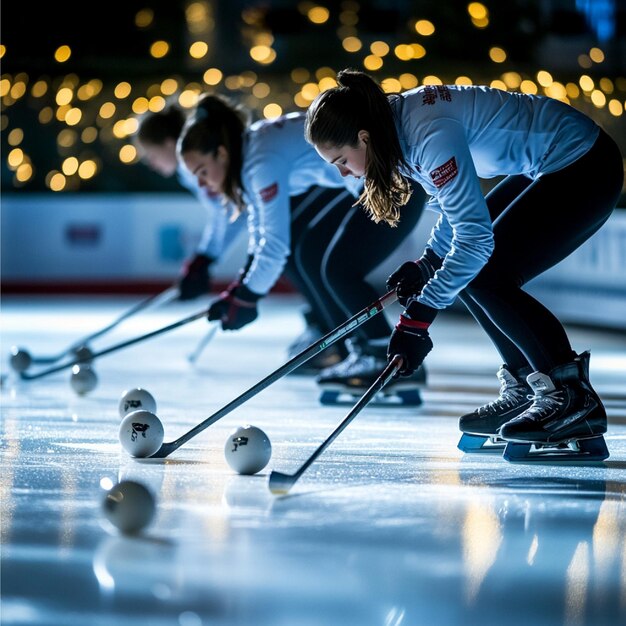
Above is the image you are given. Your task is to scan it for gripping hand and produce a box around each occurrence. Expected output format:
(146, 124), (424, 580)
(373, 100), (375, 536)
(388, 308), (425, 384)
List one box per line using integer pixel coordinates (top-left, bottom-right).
(207, 284), (261, 331)
(179, 254), (213, 301)
(387, 317), (433, 377)
(386, 248), (442, 306)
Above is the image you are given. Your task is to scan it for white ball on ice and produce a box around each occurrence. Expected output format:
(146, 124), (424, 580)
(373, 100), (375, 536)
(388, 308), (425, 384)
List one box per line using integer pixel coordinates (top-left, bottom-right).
(119, 410), (164, 458)
(224, 425), (272, 475)
(70, 364), (98, 395)
(118, 387), (157, 419)
(101, 480), (156, 534)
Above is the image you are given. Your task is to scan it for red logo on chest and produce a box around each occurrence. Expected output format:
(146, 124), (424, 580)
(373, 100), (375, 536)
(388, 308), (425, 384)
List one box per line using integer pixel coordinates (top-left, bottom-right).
(259, 182), (279, 203)
(430, 157), (458, 188)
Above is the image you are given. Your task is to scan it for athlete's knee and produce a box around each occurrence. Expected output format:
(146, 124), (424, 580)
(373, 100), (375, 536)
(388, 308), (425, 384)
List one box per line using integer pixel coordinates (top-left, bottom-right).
(464, 276), (518, 306)
(468, 257), (525, 292)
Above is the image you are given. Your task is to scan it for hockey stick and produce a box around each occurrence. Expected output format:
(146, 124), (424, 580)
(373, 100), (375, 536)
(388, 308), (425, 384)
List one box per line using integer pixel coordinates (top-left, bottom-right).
(187, 323), (219, 364)
(268, 354), (404, 496)
(20, 307), (209, 381)
(149, 290), (398, 459)
(28, 286), (180, 365)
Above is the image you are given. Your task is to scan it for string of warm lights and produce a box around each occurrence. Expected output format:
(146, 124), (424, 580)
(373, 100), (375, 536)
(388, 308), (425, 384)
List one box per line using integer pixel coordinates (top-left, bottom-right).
(1, 1), (624, 192)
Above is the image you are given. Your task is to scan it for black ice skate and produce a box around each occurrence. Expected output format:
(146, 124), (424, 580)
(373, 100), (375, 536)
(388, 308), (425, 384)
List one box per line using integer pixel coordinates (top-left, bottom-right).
(499, 352), (609, 462)
(317, 338), (425, 406)
(287, 311), (343, 374)
(457, 364), (533, 453)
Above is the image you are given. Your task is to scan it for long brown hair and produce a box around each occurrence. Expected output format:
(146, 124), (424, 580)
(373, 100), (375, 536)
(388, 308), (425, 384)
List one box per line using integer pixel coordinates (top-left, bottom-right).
(178, 93), (250, 211)
(305, 69), (412, 226)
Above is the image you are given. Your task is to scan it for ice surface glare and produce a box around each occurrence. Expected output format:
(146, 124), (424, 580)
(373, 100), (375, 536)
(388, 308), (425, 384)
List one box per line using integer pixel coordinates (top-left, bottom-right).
(1, 294), (625, 625)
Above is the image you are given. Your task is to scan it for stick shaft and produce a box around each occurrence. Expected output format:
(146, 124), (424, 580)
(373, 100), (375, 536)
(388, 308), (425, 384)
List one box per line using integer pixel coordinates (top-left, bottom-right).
(284, 355), (403, 484)
(30, 286), (178, 364)
(152, 290), (398, 458)
(72, 286), (178, 346)
(187, 324), (219, 363)
(21, 307), (207, 380)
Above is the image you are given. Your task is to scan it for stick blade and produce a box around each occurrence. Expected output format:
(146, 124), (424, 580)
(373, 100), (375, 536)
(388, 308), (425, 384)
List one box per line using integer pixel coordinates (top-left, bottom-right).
(149, 443), (174, 459)
(268, 470), (297, 495)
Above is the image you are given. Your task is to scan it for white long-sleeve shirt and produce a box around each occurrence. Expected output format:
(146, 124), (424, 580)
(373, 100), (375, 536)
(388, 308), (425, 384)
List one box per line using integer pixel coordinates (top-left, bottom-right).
(391, 85), (599, 310)
(240, 112), (361, 295)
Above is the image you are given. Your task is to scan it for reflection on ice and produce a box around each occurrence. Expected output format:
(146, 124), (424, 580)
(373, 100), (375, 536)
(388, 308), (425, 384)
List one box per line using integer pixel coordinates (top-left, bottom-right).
(2, 296), (625, 625)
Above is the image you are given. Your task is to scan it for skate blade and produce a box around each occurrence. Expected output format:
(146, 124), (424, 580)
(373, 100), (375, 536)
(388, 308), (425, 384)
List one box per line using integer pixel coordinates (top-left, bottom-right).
(319, 388), (422, 407)
(503, 435), (609, 463)
(457, 433), (505, 453)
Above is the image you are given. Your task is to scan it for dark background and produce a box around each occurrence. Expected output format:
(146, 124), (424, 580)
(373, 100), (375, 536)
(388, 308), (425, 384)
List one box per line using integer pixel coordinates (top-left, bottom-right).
(2, 0), (625, 197)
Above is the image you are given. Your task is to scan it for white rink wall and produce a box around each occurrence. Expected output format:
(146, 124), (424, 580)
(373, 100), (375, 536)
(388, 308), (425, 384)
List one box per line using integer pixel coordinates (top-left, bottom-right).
(2, 193), (625, 329)
(1, 193), (228, 282)
(0, 192), (435, 287)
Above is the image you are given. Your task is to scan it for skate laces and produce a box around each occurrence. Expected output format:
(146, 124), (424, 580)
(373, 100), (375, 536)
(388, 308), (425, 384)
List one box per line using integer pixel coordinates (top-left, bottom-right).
(321, 352), (384, 378)
(321, 351), (362, 376)
(478, 386), (527, 415)
(525, 389), (565, 421)
(344, 354), (384, 376)
(477, 370), (528, 416)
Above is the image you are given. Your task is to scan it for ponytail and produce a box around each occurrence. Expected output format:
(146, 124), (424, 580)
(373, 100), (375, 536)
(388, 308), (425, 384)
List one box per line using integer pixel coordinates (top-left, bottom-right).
(305, 69), (412, 226)
(179, 93), (250, 212)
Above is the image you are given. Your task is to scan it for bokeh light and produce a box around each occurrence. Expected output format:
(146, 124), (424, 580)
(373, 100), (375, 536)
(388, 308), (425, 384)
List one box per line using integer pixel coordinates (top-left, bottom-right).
(1, 1), (622, 194)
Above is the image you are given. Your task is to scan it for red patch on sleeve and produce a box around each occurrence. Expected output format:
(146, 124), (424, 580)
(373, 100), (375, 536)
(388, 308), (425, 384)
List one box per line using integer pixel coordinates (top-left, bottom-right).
(259, 182), (279, 203)
(429, 157), (458, 189)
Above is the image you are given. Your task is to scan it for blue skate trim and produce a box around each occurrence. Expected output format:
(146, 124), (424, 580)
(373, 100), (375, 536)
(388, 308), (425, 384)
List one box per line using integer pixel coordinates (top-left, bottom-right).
(503, 435), (609, 463)
(319, 389), (422, 407)
(320, 390), (340, 405)
(457, 433), (505, 453)
(396, 390), (423, 406)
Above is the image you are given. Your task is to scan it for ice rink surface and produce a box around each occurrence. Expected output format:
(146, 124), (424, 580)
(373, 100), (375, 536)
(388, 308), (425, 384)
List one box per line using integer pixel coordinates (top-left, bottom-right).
(2, 294), (625, 626)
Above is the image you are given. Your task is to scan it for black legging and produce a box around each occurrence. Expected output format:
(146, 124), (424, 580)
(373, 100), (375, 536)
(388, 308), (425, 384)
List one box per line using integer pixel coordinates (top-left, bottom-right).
(285, 184), (425, 348)
(460, 129), (623, 373)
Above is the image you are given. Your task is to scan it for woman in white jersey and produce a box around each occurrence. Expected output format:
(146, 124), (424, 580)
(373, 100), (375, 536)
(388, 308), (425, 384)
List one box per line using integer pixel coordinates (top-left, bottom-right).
(177, 93), (427, 402)
(134, 105), (245, 300)
(136, 105), (346, 370)
(305, 69), (623, 458)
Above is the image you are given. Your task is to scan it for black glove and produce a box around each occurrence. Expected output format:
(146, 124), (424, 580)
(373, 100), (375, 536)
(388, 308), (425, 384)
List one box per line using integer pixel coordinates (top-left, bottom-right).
(179, 254), (213, 301)
(207, 283), (262, 331)
(387, 316), (433, 377)
(386, 248), (443, 306)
